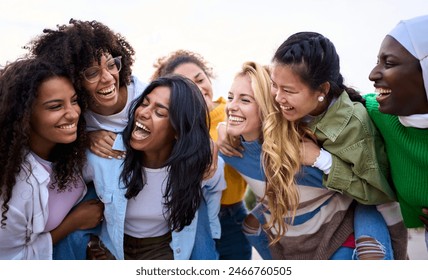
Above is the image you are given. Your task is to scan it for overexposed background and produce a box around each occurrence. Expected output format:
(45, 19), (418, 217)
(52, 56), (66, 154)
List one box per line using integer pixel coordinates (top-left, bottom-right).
(1, 0), (428, 98)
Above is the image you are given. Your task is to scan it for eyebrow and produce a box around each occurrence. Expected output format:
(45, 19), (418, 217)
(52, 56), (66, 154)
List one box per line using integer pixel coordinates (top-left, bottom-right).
(229, 91), (255, 99)
(143, 96), (169, 110)
(42, 93), (77, 105)
(155, 102), (169, 110)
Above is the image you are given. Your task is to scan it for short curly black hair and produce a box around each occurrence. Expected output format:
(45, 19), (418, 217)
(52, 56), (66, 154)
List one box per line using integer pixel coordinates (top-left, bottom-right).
(27, 18), (135, 106)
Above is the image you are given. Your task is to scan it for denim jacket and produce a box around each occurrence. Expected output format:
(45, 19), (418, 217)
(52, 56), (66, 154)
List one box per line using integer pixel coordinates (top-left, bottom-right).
(84, 137), (225, 260)
(307, 91), (396, 204)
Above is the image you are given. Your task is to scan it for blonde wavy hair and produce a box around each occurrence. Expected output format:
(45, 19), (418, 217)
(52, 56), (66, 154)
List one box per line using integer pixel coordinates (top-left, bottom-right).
(262, 96), (303, 244)
(234, 62), (302, 244)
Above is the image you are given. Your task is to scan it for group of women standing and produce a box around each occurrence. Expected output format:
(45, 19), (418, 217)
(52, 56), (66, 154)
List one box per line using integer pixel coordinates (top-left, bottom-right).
(0, 14), (427, 260)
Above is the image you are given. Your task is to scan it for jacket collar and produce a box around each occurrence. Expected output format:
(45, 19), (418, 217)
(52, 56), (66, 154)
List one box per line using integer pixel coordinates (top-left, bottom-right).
(307, 91), (354, 142)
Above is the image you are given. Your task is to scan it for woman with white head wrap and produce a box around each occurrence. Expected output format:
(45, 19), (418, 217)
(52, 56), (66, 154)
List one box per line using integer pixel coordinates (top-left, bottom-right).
(365, 14), (428, 252)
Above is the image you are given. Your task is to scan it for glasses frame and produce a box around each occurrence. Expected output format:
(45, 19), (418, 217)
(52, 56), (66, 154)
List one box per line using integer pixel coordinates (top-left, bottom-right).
(82, 56), (122, 83)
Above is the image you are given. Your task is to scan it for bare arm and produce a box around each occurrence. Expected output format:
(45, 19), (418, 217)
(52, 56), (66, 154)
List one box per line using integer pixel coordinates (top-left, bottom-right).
(50, 199), (104, 244)
(216, 122), (244, 158)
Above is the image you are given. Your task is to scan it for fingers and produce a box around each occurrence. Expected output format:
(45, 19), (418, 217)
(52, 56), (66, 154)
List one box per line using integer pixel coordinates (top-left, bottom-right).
(419, 215), (428, 228)
(91, 145), (125, 159)
(88, 131), (126, 159)
(420, 208), (428, 228)
(219, 143), (243, 157)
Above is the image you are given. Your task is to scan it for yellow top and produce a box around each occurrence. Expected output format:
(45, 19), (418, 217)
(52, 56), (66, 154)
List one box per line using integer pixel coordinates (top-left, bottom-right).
(210, 97), (247, 205)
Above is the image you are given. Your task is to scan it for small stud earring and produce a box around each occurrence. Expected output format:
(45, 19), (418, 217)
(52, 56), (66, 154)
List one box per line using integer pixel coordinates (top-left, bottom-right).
(318, 96), (325, 102)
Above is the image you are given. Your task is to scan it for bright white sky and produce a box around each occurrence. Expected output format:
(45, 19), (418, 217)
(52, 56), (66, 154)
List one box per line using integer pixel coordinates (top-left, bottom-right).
(1, 0), (428, 97)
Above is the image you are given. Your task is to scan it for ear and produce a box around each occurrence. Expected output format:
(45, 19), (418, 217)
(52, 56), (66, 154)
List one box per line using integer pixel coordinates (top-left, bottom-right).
(319, 81), (330, 95)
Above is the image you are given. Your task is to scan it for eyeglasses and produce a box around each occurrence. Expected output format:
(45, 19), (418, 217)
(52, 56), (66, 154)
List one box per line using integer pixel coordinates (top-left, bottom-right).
(82, 56), (122, 83)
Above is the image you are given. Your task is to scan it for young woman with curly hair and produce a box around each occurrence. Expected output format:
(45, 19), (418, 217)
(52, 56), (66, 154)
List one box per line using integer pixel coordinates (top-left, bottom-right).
(27, 18), (144, 159)
(28, 20), (223, 260)
(27, 19), (147, 259)
(0, 58), (103, 259)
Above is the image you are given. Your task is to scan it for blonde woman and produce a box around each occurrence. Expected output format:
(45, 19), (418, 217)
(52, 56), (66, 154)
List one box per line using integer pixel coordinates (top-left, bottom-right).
(219, 59), (400, 259)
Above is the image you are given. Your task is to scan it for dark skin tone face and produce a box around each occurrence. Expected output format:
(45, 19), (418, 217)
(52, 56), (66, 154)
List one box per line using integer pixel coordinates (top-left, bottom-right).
(369, 35), (428, 115)
(370, 36), (428, 228)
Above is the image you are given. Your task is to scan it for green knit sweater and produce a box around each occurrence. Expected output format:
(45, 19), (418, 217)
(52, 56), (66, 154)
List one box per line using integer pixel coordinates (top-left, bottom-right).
(365, 93), (428, 228)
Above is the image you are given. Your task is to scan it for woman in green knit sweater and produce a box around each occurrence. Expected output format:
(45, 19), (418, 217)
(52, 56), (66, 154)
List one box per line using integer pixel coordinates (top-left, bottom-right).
(365, 15), (428, 251)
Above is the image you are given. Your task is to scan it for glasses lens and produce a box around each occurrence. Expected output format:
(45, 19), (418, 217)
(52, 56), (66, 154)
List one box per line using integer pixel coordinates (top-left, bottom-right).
(83, 67), (100, 83)
(82, 56), (122, 83)
(112, 56), (122, 73)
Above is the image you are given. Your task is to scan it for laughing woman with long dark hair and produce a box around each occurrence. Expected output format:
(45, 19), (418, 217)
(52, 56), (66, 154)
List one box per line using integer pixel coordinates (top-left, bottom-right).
(119, 74), (225, 259)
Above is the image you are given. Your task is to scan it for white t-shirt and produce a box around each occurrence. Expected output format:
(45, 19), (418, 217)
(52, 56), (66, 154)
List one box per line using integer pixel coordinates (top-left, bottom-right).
(124, 167), (169, 238)
(84, 75), (147, 132)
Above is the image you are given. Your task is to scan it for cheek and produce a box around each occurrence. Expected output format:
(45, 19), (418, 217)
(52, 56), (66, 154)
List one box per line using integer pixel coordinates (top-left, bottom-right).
(203, 82), (213, 94)
(114, 73), (120, 85)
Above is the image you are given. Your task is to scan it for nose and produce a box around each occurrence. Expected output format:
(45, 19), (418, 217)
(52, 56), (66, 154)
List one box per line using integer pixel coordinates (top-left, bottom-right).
(65, 104), (80, 121)
(226, 97), (239, 113)
(368, 64), (381, 82)
(274, 89), (285, 105)
(99, 67), (114, 83)
(136, 106), (151, 120)
(196, 84), (204, 94)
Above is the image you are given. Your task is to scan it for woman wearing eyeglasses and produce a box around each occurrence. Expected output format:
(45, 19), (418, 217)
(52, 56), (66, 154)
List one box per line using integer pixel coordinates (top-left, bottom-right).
(27, 19), (147, 259)
(28, 19), (223, 260)
(29, 19), (145, 160)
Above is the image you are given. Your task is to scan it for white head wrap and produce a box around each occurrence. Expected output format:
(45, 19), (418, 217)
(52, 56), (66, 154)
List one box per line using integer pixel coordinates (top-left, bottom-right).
(388, 15), (428, 128)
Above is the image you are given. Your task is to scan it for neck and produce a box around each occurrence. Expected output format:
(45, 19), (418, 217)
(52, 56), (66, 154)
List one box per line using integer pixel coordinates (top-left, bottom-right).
(142, 150), (172, 169)
(92, 86), (128, 115)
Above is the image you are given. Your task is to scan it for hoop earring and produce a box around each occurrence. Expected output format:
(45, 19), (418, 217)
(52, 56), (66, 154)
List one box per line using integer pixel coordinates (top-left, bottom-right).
(318, 96), (325, 102)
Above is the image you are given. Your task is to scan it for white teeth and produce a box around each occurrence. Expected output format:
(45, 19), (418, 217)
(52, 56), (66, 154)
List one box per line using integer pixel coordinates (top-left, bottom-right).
(98, 85), (115, 94)
(228, 116), (245, 122)
(58, 123), (76, 129)
(375, 88), (392, 95)
(280, 105), (293, 110)
(135, 121), (150, 132)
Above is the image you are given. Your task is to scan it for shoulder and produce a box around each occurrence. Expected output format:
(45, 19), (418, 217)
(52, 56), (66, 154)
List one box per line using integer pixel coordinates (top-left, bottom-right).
(362, 93), (379, 113)
(129, 75), (148, 98)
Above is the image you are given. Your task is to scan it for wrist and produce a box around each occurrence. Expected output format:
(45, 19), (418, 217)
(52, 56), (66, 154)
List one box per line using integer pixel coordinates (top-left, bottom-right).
(311, 148), (332, 174)
(216, 121), (227, 130)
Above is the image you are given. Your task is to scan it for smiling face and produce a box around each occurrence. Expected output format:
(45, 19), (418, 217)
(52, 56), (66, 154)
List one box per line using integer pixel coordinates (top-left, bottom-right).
(172, 62), (215, 111)
(130, 86), (176, 166)
(30, 77), (80, 159)
(369, 35), (427, 115)
(271, 63), (327, 122)
(226, 74), (261, 141)
(82, 53), (123, 115)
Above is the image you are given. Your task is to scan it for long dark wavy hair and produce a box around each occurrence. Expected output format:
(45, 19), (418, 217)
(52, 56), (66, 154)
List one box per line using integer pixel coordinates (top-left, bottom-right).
(272, 32), (365, 105)
(26, 18), (135, 107)
(120, 75), (212, 232)
(0, 58), (88, 227)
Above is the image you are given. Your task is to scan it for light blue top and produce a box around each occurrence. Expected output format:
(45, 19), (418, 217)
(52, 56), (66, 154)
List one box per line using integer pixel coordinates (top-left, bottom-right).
(83, 75), (225, 259)
(84, 145), (225, 260)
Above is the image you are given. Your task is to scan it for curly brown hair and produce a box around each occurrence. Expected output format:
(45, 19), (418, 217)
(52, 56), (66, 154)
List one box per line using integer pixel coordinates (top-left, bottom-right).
(0, 57), (88, 228)
(151, 49), (215, 81)
(26, 18), (135, 107)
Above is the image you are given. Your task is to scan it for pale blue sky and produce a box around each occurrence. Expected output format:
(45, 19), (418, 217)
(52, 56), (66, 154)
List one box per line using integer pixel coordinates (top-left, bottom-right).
(1, 0), (428, 97)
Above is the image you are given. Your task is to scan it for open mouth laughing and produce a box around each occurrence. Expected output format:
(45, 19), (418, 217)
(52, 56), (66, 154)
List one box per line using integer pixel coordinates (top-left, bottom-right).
(132, 121), (151, 140)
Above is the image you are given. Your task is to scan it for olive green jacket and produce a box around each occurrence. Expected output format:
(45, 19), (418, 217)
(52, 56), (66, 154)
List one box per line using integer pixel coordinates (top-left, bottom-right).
(307, 91), (396, 204)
